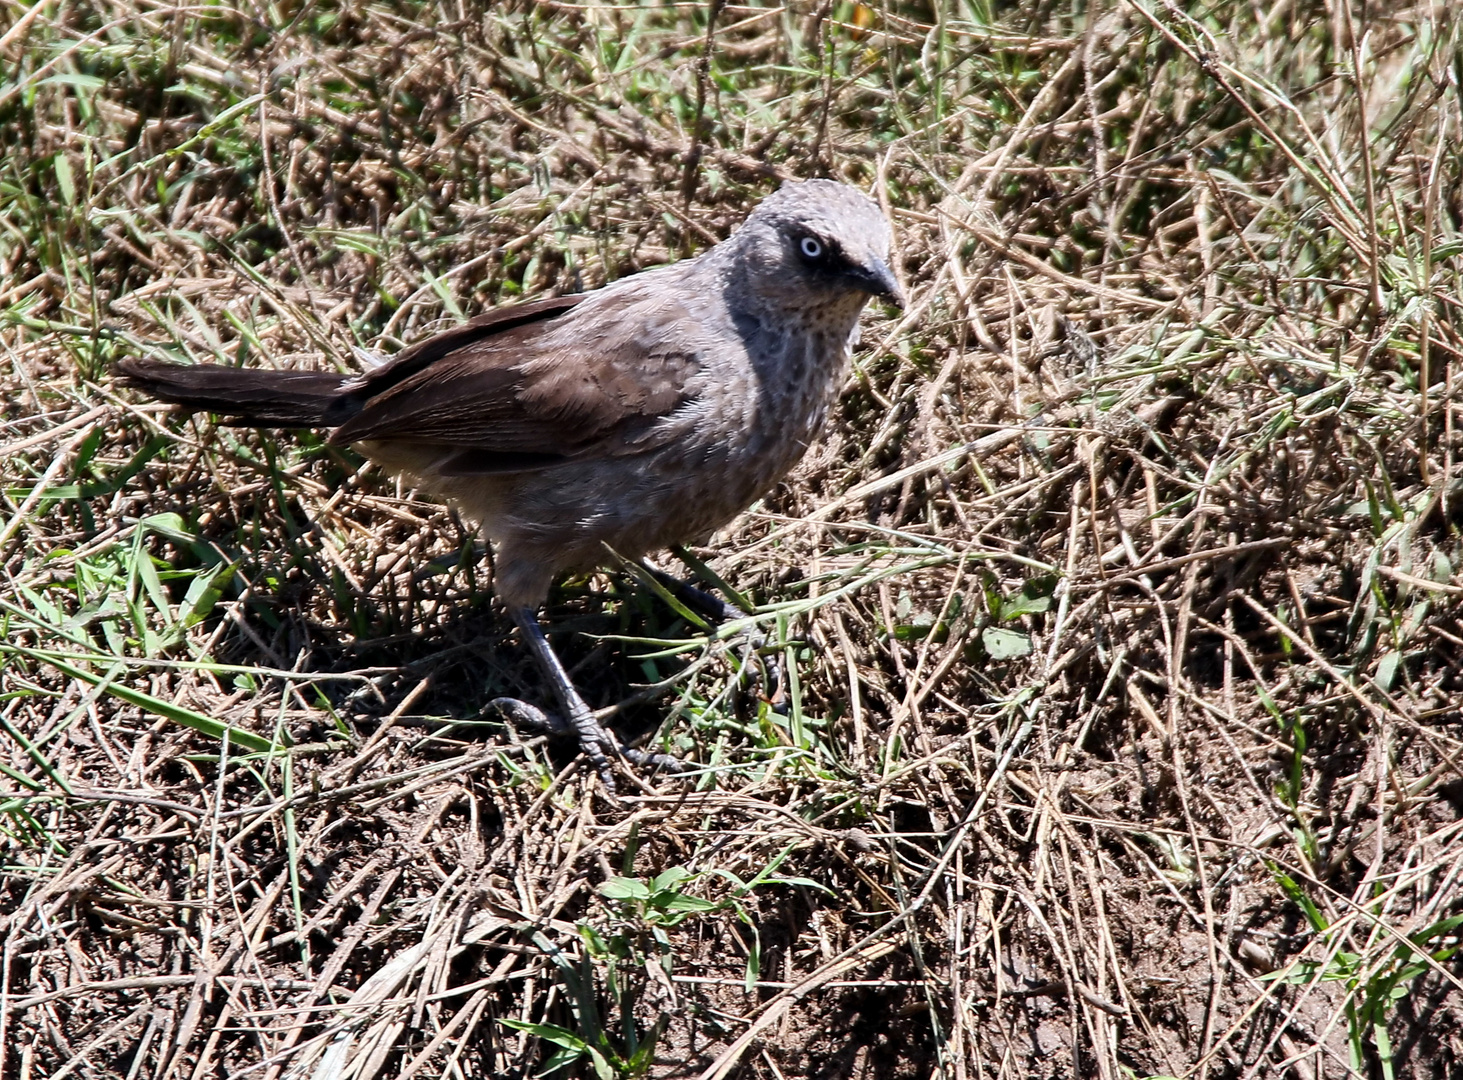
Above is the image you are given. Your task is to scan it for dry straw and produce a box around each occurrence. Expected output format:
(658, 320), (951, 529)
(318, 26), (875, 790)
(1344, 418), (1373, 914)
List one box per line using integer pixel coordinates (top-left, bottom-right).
(1, 2), (1460, 1078)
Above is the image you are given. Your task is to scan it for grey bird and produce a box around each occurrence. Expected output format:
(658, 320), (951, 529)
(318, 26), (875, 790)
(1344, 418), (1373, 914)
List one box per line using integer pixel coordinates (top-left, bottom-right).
(118, 179), (903, 789)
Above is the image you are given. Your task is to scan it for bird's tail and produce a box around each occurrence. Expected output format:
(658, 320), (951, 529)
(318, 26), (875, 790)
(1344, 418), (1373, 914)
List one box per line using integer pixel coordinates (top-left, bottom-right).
(116, 358), (352, 428)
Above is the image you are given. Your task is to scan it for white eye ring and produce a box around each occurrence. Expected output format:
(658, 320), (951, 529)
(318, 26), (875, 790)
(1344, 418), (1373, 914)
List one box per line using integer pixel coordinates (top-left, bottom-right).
(799, 236), (823, 259)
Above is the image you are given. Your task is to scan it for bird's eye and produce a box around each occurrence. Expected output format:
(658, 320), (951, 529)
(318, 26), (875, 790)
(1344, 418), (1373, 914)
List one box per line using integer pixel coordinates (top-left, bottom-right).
(799, 236), (824, 260)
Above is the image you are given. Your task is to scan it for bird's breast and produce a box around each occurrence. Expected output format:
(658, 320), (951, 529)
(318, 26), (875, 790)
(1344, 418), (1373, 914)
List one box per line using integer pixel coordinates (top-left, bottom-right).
(708, 323), (851, 498)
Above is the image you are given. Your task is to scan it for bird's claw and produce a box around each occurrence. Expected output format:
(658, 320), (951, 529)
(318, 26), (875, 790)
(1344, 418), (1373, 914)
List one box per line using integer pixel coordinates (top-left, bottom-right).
(488, 696), (691, 794)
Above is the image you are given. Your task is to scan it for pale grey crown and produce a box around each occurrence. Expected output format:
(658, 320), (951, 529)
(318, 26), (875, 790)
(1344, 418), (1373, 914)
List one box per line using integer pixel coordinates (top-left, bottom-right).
(720, 179), (903, 314)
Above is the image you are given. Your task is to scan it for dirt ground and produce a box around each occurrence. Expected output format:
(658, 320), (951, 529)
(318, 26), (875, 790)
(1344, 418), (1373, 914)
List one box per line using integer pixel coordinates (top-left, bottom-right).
(2, 1), (1462, 1078)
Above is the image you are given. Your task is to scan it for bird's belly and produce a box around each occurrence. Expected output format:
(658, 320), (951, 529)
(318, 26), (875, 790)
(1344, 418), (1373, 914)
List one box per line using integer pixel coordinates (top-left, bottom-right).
(523, 434), (801, 550)
(459, 418), (805, 595)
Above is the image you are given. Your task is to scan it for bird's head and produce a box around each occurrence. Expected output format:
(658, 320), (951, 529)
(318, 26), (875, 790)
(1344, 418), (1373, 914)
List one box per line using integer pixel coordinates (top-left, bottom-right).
(732, 179), (905, 316)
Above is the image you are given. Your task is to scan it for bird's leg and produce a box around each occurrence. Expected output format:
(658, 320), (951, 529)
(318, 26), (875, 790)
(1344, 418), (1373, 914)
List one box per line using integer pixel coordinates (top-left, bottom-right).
(509, 605), (616, 789)
(640, 564), (738, 624)
(503, 605), (689, 792)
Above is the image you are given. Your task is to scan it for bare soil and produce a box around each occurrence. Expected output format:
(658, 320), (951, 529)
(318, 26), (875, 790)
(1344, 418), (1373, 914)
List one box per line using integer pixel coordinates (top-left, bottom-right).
(1, 2), (1461, 1078)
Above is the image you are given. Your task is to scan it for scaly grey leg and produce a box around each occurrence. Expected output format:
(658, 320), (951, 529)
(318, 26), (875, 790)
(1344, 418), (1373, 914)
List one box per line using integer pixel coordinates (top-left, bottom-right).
(640, 563), (738, 624)
(500, 605), (688, 792)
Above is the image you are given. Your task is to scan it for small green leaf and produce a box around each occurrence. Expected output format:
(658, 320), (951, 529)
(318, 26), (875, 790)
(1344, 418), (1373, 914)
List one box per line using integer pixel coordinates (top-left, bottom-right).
(745, 928), (761, 991)
(1256, 684), (1283, 722)
(39, 73), (106, 89)
(599, 877), (651, 901)
(1000, 577), (1056, 619)
(650, 866), (694, 892)
(1374, 650), (1401, 691)
(758, 874), (833, 893)
(499, 1019), (587, 1052)
(893, 613), (936, 640)
(179, 562), (235, 628)
(1410, 913), (1463, 947)
(587, 1046), (615, 1080)
(656, 894), (719, 914)
(539, 1045), (587, 1074)
(981, 626), (1031, 659)
(54, 155), (75, 206)
(1374, 1020), (1395, 1080)
(135, 512), (195, 547)
(626, 1013), (668, 1071)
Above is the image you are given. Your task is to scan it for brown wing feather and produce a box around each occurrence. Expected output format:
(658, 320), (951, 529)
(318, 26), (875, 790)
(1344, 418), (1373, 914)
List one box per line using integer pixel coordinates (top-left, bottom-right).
(330, 292), (705, 474)
(349, 293), (586, 396)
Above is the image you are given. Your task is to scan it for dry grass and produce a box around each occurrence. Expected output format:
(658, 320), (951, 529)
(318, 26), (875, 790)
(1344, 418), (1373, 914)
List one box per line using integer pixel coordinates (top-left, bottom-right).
(2, 1), (1462, 1077)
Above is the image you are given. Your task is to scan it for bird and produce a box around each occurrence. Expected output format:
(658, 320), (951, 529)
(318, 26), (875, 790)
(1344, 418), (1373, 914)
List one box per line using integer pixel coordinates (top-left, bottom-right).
(118, 179), (904, 791)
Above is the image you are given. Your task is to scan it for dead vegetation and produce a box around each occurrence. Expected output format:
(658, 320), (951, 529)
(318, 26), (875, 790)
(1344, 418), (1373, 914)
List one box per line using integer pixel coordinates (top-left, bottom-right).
(2, 1), (1462, 1077)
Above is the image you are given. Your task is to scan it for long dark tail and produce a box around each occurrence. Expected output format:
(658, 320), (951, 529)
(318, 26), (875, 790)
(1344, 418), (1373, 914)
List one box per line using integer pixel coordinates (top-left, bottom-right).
(116, 358), (353, 428)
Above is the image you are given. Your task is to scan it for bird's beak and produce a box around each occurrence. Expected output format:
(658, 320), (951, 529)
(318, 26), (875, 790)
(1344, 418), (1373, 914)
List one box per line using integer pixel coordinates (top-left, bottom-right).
(850, 258), (906, 309)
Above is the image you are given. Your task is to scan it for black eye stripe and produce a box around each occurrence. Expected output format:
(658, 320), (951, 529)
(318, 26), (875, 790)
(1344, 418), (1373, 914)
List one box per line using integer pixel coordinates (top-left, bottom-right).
(792, 230), (846, 270)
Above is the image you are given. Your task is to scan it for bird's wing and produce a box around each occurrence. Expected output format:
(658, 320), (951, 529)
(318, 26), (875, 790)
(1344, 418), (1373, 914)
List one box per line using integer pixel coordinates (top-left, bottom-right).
(329, 290), (706, 475)
(346, 293), (587, 394)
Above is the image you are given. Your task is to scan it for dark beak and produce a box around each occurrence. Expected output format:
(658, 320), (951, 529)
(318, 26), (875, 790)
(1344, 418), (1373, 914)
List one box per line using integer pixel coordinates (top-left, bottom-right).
(849, 258), (906, 309)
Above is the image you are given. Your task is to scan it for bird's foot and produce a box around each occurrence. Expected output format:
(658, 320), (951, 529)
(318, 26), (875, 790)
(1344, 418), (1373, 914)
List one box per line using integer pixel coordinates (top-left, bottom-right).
(505, 605), (691, 796)
(727, 632), (788, 715)
(488, 696), (689, 793)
